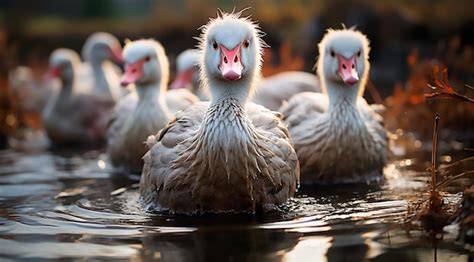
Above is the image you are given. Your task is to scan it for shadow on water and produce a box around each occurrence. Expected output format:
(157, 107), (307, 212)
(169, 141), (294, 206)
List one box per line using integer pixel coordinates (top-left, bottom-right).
(0, 145), (471, 261)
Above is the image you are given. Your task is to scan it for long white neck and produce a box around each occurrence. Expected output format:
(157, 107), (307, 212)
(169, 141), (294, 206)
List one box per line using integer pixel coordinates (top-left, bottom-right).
(324, 80), (360, 111)
(135, 81), (164, 103)
(58, 64), (78, 100)
(91, 60), (120, 100)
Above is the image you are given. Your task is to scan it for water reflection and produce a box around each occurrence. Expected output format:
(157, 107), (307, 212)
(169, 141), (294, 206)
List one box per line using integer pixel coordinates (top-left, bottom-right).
(0, 148), (469, 261)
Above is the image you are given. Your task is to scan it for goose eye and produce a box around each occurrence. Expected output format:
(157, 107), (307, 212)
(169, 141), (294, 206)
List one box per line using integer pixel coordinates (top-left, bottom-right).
(212, 41), (218, 49)
(330, 50), (335, 57)
(357, 51), (361, 57)
(243, 40), (250, 48)
(145, 56), (151, 62)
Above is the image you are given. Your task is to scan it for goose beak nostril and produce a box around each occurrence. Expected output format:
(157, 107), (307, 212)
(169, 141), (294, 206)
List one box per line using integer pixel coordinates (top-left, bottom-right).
(218, 44), (243, 81)
(336, 54), (359, 86)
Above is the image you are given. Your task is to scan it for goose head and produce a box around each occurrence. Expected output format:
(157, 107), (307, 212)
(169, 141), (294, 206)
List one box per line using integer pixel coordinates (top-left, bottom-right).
(44, 48), (81, 83)
(199, 12), (263, 102)
(120, 39), (169, 90)
(81, 32), (123, 64)
(317, 29), (370, 99)
(169, 49), (200, 90)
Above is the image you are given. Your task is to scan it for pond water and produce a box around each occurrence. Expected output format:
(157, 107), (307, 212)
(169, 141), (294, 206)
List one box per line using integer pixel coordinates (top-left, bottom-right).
(0, 136), (471, 261)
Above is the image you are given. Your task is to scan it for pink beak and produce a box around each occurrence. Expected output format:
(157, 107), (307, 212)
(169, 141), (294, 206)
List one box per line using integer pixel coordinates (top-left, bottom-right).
(337, 54), (359, 85)
(43, 67), (62, 82)
(170, 68), (193, 89)
(120, 60), (144, 87)
(219, 44), (243, 81)
(109, 48), (124, 63)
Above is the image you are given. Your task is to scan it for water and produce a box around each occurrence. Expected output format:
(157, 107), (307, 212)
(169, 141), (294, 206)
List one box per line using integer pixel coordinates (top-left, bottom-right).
(0, 142), (470, 261)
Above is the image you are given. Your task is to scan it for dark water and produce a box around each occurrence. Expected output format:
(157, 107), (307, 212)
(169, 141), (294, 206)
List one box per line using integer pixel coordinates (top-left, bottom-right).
(0, 138), (470, 261)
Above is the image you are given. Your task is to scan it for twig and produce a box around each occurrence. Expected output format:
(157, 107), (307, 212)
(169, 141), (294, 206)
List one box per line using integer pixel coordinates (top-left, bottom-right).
(425, 67), (474, 104)
(436, 171), (474, 189)
(366, 80), (385, 105)
(425, 90), (474, 104)
(438, 156), (474, 173)
(431, 114), (440, 193)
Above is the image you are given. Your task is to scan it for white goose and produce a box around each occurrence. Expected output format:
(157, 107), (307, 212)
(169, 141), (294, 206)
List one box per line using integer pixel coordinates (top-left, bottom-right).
(139, 12), (299, 214)
(169, 49), (208, 100)
(42, 49), (114, 145)
(81, 32), (124, 101)
(107, 39), (197, 174)
(253, 71), (321, 111)
(280, 29), (387, 184)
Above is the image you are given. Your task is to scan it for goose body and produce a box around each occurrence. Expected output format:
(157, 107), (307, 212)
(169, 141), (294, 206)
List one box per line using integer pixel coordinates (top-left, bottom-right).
(107, 40), (197, 174)
(253, 71), (321, 110)
(42, 49), (114, 146)
(280, 29), (387, 184)
(139, 12), (299, 214)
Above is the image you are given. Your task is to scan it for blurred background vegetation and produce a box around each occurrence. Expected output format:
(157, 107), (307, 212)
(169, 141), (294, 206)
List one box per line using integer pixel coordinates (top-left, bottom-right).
(1, 0), (472, 89)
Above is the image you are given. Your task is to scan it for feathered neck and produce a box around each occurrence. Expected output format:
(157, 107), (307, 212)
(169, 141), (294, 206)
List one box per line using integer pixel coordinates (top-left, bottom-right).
(135, 60), (169, 101)
(58, 63), (78, 99)
(206, 73), (258, 106)
(135, 81), (165, 105)
(324, 80), (360, 110)
(91, 60), (120, 100)
(321, 68), (368, 113)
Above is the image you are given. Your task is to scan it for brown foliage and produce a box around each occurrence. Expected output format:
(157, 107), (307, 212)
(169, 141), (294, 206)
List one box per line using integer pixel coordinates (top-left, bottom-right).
(261, 42), (304, 77)
(426, 66), (474, 103)
(384, 46), (474, 134)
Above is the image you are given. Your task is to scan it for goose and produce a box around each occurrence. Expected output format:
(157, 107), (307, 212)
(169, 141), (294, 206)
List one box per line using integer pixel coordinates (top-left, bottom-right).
(279, 28), (387, 184)
(81, 32), (124, 101)
(107, 39), (197, 174)
(169, 49), (208, 100)
(253, 71), (321, 111)
(139, 12), (299, 214)
(42, 49), (114, 146)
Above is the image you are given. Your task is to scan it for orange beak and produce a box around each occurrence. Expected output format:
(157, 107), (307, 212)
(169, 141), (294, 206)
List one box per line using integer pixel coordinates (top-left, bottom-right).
(337, 54), (359, 85)
(219, 44), (243, 81)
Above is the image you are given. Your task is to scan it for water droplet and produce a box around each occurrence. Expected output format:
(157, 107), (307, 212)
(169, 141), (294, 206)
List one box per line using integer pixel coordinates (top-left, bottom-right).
(414, 140), (422, 148)
(98, 160), (106, 169)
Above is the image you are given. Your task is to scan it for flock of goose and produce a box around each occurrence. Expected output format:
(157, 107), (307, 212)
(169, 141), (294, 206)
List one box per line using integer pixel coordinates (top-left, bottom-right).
(11, 12), (388, 214)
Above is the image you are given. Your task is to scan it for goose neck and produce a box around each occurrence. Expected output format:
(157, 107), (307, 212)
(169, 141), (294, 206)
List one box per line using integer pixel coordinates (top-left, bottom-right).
(135, 82), (163, 102)
(208, 75), (255, 106)
(324, 80), (360, 111)
(91, 61), (114, 96)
